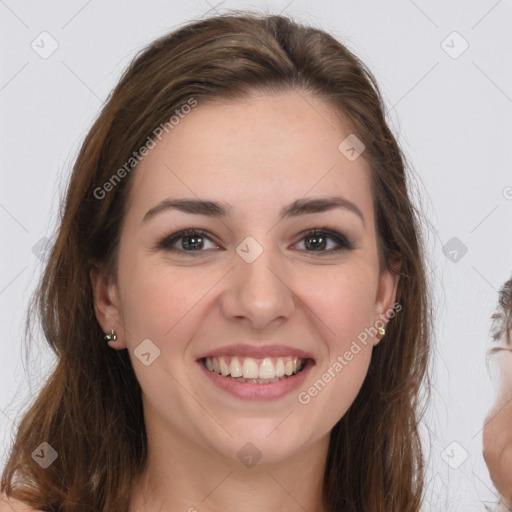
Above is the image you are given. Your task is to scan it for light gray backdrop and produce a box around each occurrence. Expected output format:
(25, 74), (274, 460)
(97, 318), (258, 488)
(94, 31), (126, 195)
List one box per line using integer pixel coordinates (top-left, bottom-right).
(1, 1), (511, 510)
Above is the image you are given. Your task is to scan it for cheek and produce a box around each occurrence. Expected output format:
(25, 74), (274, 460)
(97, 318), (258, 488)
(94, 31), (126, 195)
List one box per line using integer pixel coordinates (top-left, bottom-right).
(117, 260), (206, 401)
(119, 256), (210, 342)
(301, 263), (377, 342)
(294, 266), (376, 417)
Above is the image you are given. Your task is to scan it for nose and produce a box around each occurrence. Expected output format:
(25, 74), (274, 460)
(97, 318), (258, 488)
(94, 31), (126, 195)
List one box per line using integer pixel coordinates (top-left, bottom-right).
(220, 246), (296, 330)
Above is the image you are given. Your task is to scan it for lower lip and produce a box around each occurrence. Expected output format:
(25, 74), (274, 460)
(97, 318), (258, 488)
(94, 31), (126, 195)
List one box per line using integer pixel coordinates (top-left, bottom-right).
(197, 358), (314, 401)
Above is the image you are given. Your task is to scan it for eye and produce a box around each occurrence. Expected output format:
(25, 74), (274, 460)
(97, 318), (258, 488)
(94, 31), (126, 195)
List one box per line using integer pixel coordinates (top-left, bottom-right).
(156, 229), (220, 255)
(293, 228), (353, 254)
(156, 227), (353, 256)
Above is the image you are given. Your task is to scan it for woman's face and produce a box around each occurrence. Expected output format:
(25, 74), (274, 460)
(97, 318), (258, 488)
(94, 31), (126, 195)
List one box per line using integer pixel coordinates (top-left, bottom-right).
(92, 90), (400, 464)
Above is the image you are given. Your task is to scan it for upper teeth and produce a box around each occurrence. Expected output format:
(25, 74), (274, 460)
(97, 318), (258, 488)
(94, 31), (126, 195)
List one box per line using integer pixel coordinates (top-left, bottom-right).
(204, 356), (305, 379)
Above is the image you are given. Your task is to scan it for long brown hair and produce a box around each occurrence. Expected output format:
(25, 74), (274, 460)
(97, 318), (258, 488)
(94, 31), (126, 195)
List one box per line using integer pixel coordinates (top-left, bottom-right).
(1, 11), (432, 511)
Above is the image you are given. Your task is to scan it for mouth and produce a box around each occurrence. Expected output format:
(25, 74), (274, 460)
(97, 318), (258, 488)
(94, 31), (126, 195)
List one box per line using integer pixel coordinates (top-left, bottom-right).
(200, 355), (312, 384)
(197, 355), (315, 401)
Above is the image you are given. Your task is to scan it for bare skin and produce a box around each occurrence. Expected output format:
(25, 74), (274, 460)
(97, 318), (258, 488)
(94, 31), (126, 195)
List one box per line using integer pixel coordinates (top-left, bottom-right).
(0, 496), (42, 512)
(90, 90), (401, 512)
(483, 350), (512, 506)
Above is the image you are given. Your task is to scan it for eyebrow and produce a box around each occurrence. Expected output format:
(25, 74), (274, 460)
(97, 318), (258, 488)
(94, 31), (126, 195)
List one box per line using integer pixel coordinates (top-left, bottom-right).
(141, 196), (365, 226)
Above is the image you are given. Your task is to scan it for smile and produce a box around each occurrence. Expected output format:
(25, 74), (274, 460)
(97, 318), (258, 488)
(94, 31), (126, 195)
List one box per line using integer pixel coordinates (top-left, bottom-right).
(198, 356), (314, 400)
(202, 355), (306, 383)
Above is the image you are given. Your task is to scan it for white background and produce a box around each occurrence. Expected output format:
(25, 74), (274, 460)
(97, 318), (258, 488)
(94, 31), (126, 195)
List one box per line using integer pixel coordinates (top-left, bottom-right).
(1, 1), (511, 510)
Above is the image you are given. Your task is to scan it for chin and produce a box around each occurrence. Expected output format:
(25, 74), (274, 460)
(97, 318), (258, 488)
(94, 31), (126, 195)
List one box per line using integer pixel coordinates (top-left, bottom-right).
(205, 428), (308, 466)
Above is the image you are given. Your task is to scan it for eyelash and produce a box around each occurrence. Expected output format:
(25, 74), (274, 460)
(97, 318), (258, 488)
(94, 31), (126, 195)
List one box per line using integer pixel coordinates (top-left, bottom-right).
(156, 227), (354, 256)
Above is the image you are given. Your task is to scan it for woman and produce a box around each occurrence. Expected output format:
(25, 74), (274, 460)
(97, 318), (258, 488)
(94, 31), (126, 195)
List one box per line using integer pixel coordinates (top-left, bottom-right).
(484, 276), (512, 511)
(1, 12), (432, 512)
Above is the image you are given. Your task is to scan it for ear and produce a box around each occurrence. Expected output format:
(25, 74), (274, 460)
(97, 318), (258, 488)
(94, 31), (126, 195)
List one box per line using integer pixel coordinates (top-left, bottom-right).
(373, 252), (402, 346)
(90, 263), (127, 349)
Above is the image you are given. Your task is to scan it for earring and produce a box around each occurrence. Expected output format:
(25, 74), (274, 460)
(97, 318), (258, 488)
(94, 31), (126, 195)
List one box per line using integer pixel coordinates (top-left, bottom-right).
(377, 326), (386, 339)
(104, 329), (117, 342)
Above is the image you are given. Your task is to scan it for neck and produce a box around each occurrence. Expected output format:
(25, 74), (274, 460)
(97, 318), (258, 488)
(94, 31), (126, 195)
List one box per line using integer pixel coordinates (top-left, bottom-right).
(129, 404), (330, 512)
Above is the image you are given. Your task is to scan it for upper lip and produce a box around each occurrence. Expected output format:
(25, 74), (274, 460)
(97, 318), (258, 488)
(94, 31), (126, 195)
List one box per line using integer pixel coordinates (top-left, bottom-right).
(196, 343), (315, 361)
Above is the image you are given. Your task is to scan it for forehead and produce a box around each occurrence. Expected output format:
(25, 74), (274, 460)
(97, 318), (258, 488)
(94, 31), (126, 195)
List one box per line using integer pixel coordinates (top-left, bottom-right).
(124, 91), (373, 222)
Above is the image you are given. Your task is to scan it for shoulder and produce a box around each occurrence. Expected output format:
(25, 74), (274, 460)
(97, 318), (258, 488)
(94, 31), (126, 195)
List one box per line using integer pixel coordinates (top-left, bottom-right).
(0, 494), (42, 512)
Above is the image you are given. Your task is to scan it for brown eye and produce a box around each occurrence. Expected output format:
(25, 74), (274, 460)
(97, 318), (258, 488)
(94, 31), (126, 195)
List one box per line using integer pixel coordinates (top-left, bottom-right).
(157, 229), (220, 254)
(294, 228), (353, 254)
(156, 227), (353, 257)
